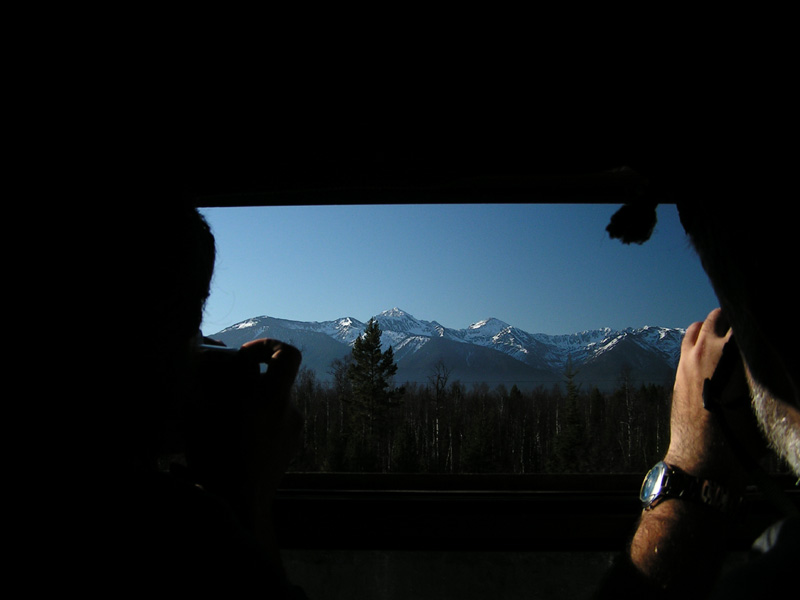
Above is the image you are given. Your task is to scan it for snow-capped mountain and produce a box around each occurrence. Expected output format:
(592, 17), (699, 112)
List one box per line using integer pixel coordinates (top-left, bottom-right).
(208, 308), (684, 391)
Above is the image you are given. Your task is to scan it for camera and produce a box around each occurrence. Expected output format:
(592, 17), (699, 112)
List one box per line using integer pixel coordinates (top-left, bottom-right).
(192, 342), (261, 393)
(184, 342), (260, 490)
(703, 337), (770, 464)
(196, 343), (242, 362)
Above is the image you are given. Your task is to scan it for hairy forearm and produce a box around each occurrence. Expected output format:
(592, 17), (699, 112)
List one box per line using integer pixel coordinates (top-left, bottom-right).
(629, 500), (730, 595)
(618, 310), (749, 598)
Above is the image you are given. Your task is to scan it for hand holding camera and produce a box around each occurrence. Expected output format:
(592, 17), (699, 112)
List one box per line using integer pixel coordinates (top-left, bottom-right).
(664, 308), (751, 490)
(184, 338), (303, 526)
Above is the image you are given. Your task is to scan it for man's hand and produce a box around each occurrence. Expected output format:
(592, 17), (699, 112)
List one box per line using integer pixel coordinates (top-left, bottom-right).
(628, 309), (746, 593)
(237, 339), (304, 505)
(184, 338), (303, 543)
(664, 308), (747, 488)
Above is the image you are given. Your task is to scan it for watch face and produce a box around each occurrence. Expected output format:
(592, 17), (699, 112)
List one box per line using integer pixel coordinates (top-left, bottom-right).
(640, 461), (668, 506)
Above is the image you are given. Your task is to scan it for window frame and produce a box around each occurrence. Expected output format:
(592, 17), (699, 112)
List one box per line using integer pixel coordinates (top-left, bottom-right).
(194, 180), (798, 552)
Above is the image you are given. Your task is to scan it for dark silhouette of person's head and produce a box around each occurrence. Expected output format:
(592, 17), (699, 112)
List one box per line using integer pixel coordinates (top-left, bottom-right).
(609, 198), (799, 475)
(677, 203), (798, 409)
(101, 203), (216, 469)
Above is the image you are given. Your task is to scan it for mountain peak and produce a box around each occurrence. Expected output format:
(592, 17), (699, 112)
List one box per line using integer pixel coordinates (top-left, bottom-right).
(468, 317), (510, 331)
(375, 308), (438, 339)
(379, 307), (410, 318)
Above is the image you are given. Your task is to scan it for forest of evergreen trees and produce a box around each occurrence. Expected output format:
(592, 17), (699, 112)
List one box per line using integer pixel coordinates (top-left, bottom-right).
(287, 319), (675, 474)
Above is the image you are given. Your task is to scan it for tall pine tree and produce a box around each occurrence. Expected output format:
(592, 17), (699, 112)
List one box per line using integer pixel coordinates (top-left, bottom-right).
(550, 356), (588, 472)
(345, 318), (402, 470)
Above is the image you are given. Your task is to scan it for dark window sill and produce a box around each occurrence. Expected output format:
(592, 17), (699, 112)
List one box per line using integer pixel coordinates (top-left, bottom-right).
(275, 473), (798, 552)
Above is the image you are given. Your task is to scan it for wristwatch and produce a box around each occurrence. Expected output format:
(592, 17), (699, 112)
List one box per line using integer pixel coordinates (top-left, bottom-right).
(639, 461), (742, 515)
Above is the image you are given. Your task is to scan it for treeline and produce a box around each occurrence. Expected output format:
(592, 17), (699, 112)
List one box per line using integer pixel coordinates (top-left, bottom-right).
(289, 354), (673, 474)
(285, 318), (792, 476)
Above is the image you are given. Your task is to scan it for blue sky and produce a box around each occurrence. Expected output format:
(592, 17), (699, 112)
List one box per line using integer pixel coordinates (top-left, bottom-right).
(198, 203), (719, 337)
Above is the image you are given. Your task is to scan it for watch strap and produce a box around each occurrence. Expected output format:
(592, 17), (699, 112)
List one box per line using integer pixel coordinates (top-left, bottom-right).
(645, 462), (743, 515)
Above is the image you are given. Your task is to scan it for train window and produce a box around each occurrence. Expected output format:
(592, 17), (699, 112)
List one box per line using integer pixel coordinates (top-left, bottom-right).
(196, 202), (753, 478)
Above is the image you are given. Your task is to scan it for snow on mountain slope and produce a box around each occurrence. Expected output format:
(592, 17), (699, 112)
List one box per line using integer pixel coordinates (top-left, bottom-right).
(209, 308), (685, 377)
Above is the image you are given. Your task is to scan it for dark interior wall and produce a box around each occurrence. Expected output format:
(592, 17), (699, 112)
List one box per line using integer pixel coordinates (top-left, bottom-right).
(282, 550), (749, 600)
(283, 550), (617, 600)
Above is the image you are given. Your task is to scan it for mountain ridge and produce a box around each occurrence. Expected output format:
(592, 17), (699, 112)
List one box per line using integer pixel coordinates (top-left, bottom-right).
(208, 307), (684, 391)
